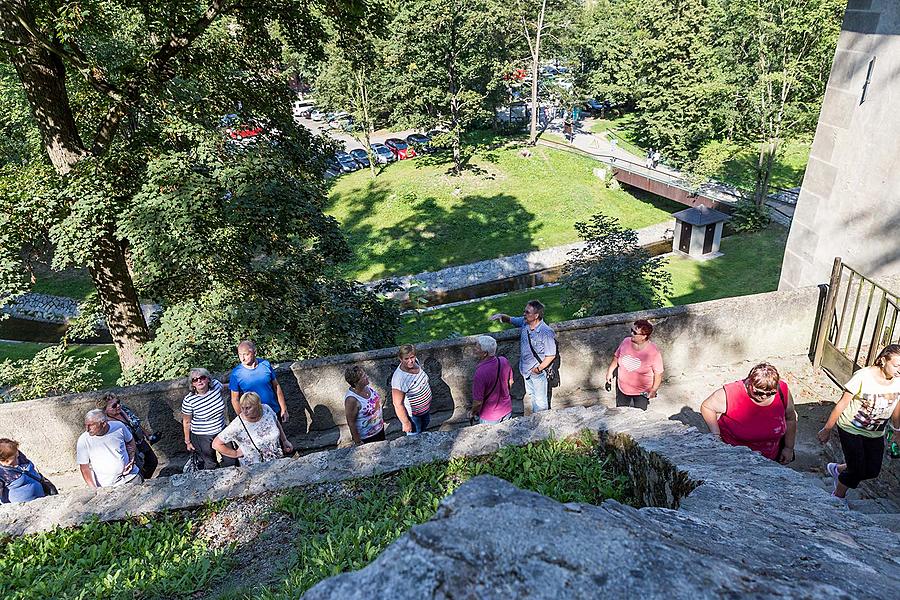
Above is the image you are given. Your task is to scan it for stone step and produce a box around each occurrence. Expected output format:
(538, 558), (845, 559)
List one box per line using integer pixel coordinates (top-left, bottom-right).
(861, 513), (900, 534)
(848, 497), (900, 514)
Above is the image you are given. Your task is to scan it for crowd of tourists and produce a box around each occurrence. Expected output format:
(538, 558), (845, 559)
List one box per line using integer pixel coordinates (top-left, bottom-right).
(2, 300), (899, 507)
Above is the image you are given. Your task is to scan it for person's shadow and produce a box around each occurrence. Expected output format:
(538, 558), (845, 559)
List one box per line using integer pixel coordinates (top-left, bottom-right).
(423, 356), (454, 428)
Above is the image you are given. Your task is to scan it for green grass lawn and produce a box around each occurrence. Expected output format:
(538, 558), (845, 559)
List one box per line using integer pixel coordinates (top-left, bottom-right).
(717, 138), (811, 190)
(327, 136), (683, 281)
(30, 267), (95, 300)
(399, 227), (787, 343)
(0, 341), (122, 388)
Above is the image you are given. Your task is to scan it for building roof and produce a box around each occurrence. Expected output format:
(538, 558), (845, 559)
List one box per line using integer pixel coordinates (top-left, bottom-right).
(672, 204), (730, 226)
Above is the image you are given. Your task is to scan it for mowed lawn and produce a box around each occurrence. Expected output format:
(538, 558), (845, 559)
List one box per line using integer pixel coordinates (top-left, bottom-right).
(327, 139), (683, 281)
(399, 227), (787, 343)
(0, 342), (122, 389)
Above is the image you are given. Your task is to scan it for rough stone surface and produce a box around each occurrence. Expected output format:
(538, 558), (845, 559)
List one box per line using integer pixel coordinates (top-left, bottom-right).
(0, 284), (824, 480)
(1, 292), (81, 323)
(0, 406), (611, 536)
(304, 413), (900, 599)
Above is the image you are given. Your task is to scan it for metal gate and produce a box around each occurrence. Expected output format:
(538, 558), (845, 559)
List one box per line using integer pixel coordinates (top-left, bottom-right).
(813, 258), (900, 383)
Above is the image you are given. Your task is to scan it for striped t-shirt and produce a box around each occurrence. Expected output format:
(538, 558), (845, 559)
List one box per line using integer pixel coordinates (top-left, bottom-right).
(181, 379), (228, 435)
(391, 362), (432, 416)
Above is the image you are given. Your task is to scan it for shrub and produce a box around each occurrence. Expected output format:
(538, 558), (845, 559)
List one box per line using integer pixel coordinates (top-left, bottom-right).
(561, 213), (672, 317)
(0, 342), (105, 402)
(730, 199), (771, 233)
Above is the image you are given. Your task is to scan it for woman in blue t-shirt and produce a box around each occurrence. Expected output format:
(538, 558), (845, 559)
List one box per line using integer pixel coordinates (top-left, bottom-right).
(0, 438), (49, 504)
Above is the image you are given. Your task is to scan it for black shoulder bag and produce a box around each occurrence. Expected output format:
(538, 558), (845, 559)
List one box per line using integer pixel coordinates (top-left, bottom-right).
(471, 358), (502, 424)
(527, 328), (561, 388)
(238, 416), (264, 461)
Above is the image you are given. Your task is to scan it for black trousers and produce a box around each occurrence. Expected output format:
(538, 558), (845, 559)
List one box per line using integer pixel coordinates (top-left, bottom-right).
(137, 442), (158, 480)
(616, 386), (649, 411)
(360, 428), (386, 445)
(837, 427), (884, 489)
(190, 432), (238, 470)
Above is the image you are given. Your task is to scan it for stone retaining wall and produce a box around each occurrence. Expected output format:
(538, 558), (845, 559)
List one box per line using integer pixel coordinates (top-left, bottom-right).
(0, 284), (823, 477)
(1, 292), (81, 323)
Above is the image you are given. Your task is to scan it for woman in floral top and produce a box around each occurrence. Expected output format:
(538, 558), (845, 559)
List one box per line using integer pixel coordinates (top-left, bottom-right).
(213, 392), (293, 466)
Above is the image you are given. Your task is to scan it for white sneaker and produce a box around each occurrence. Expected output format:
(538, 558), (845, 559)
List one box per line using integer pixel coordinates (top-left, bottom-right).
(826, 462), (840, 494)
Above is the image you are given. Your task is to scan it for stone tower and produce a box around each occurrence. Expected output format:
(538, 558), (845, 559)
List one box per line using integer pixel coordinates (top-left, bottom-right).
(780, 1), (900, 289)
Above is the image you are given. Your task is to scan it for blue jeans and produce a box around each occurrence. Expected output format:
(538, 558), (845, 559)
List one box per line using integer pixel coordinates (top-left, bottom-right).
(407, 412), (431, 435)
(524, 371), (549, 413)
(479, 412), (512, 425)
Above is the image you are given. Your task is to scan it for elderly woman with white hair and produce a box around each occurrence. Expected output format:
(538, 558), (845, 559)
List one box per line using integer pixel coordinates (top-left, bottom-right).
(470, 335), (514, 425)
(212, 392), (293, 466)
(181, 367), (236, 470)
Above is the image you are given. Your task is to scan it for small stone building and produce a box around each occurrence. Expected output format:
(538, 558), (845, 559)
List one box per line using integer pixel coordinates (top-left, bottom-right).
(672, 205), (729, 259)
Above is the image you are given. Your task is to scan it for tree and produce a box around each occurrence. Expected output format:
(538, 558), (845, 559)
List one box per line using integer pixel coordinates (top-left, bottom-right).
(721, 0), (843, 205)
(561, 213), (671, 317)
(0, 1), (396, 377)
(383, 0), (513, 173)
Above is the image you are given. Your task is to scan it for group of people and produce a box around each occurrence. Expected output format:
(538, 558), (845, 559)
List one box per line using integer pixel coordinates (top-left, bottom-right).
(645, 148), (662, 169)
(2, 301), (899, 507)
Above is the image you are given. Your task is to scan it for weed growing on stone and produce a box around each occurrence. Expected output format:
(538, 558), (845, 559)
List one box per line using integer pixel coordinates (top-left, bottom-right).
(0, 513), (232, 599)
(259, 432), (626, 598)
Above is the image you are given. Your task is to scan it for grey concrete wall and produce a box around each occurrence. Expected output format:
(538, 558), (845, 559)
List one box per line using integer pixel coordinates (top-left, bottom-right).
(0, 284), (823, 478)
(781, 1), (900, 289)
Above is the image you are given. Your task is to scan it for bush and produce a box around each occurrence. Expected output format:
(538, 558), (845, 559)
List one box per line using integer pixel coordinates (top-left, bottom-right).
(0, 342), (105, 401)
(561, 213), (672, 317)
(730, 199), (770, 233)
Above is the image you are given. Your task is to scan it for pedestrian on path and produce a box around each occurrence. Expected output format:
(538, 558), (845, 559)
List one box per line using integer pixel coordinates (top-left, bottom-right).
(605, 320), (664, 411)
(182, 368), (237, 470)
(646, 148), (654, 169)
(344, 366), (385, 445)
(652, 149), (661, 169)
(817, 344), (900, 502)
(489, 300), (557, 414)
(391, 345), (433, 435)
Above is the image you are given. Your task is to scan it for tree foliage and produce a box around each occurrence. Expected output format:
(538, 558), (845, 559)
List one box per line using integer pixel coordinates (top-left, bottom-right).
(561, 213), (671, 317)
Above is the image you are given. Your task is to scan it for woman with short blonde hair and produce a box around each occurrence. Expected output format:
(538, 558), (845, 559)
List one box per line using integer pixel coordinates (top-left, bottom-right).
(213, 392), (293, 466)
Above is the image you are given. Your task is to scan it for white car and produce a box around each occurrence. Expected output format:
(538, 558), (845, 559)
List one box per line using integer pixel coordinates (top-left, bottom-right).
(310, 110), (325, 121)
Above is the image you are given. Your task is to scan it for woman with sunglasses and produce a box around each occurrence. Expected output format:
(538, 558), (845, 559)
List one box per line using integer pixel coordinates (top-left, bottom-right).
(817, 344), (900, 502)
(605, 320), (664, 411)
(181, 368), (237, 470)
(98, 393), (159, 479)
(700, 362), (797, 463)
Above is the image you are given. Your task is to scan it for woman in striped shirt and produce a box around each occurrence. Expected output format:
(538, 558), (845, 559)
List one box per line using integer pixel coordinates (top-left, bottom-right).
(181, 368), (236, 469)
(391, 344), (433, 435)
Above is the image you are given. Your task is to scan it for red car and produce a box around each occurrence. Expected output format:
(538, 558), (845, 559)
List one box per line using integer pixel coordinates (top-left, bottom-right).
(384, 138), (416, 160)
(228, 123), (264, 140)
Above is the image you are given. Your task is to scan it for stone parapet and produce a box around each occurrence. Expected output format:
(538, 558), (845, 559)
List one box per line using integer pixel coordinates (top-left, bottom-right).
(0, 284), (823, 478)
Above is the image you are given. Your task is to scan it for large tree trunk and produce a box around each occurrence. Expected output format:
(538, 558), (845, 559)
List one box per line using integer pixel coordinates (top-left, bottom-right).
(88, 231), (151, 371)
(3, 5), (149, 371)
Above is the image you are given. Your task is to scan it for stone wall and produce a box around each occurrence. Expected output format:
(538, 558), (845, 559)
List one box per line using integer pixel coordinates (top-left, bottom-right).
(0, 284), (823, 477)
(781, 1), (900, 288)
(1, 292), (81, 323)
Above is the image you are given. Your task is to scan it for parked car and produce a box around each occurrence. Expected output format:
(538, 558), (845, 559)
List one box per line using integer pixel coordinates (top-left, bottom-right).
(370, 143), (395, 164)
(334, 151), (359, 173)
(350, 148), (371, 169)
(310, 109), (325, 121)
(300, 107), (315, 119)
(324, 156), (342, 175)
(227, 121), (264, 140)
(385, 138), (416, 159)
(583, 99), (606, 116)
(406, 133), (432, 154)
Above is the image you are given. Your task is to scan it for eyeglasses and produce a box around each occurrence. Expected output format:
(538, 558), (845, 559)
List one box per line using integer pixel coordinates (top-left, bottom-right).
(751, 388), (776, 398)
(191, 376), (208, 383)
(630, 329), (645, 336)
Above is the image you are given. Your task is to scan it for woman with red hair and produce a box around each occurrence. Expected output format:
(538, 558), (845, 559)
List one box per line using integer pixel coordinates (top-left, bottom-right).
(700, 362), (798, 463)
(605, 320), (664, 411)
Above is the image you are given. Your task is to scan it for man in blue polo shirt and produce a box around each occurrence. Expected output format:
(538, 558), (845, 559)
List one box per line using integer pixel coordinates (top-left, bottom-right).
(229, 340), (290, 422)
(489, 299), (557, 414)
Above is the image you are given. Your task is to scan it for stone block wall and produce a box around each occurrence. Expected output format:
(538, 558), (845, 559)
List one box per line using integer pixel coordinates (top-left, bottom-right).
(781, 1), (900, 288)
(0, 284), (822, 477)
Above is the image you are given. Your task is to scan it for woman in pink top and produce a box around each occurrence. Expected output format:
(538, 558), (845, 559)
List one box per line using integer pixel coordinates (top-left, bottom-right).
(605, 320), (664, 411)
(700, 362), (798, 463)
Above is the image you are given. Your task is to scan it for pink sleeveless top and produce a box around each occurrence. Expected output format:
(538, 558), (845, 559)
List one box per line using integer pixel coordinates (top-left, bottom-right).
(717, 380), (788, 461)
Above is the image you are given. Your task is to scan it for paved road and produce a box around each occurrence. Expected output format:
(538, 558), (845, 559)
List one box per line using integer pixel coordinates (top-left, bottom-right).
(293, 115), (422, 152)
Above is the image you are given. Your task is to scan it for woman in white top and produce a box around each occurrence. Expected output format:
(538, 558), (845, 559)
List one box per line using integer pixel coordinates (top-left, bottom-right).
(344, 366), (385, 445)
(391, 344), (432, 435)
(213, 392), (293, 466)
(818, 344), (900, 501)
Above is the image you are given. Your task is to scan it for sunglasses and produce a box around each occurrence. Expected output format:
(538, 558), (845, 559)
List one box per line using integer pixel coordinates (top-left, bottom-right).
(110, 402), (120, 409)
(751, 388), (776, 398)
(191, 376), (208, 383)
(630, 329), (645, 336)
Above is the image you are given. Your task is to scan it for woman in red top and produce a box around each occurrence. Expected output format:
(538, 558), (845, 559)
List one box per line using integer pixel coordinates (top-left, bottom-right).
(700, 362), (798, 463)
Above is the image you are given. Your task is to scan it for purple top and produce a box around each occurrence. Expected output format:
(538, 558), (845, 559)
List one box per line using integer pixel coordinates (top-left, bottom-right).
(473, 356), (513, 421)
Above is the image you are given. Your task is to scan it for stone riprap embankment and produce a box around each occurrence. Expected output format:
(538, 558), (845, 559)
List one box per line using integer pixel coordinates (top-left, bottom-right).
(371, 221), (674, 298)
(1, 292), (81, 323)
(304, 408), (900, 599)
